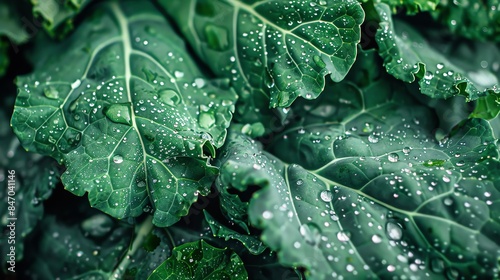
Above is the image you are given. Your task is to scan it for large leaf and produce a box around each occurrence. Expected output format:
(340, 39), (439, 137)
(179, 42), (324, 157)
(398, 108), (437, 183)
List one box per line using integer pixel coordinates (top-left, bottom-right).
(375, 3), (500, 118)
(31, 0), (93, 38)
(217, 73), (500, 278)
(147, 239), (248, 280)
(11, 0), (237, 227)
(159, 0), (364, 117)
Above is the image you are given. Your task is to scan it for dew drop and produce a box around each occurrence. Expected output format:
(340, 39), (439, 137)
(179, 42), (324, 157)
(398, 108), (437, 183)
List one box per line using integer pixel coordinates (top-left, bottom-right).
(71, 79), (82, 89)
(113, 155), (124, 164)
(388, 153), (399, 163)
(368, 134), (379, 143)
(158, 89), (181, 106)
(44, 86), (60, 99)
(436, 63), (444, 70)
(430, 258), (445, 273)
(337, 231), (351, 242)
(320, 190), (333, 202)
(386, 222), (403, 240)
(262, 211), (273, 219)
(371, 234), (382, 244)
(443, 197), (453, 206)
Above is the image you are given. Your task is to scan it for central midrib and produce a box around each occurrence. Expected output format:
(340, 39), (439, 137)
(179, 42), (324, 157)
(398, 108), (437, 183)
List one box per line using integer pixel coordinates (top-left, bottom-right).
(111, 2), (150, 201)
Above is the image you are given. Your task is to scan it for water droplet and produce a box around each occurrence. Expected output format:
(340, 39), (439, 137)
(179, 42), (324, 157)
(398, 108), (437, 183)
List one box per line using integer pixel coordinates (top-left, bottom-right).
(194, 78), (206, 88)
(137, 181), (146, 188)
(455, 160), (465, 167)
(368, 134), (379, 143)
(424, 71), (434, 80)
(442, 175), (451, 183)
(337, 231), (351, 242)
(320, 190), (333, 202)
(174, 71), (184, 78)
(436, 63), (444, 70)
(262, 211), (273, 219)
(264, 68), (275, 88)
(313, 55), (326, 68)
(362, 122), (374, 134)
(371, 234), (382, 243)
(113, 155), (124, 164)
(158, 89), (181, 106)
(430, 258), (445, 273)
(71, 79), (81, 89)
(104, 103), (132, 125)
(402, 147), (411, 155)
(386, 222), (403, 240)
(76, 251), (84, 257)
(346, 264), (355, 272)
(388, 153), (399, 163)
(199, 111), (216, 129)
(296, 179), (304, 186)
(330, 214), (339, 221)
(443, 197), (453, 206)
(44, 87), (60, 99)
(293, 241), (301, 248)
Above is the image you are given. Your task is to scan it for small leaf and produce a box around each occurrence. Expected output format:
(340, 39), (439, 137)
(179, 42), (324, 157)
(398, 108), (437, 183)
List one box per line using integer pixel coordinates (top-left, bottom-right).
(147, 240), (248, 280)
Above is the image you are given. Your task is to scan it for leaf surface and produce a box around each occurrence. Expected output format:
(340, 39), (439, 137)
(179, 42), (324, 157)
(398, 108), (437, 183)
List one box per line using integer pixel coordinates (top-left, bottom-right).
(12, 0), (237, 227)
(375, 3), (500, 119)
(159, 0), (364, 115)
(31, 0), (93, 37)
(147, 239), (248, 280)
(218, 68), (500, 279)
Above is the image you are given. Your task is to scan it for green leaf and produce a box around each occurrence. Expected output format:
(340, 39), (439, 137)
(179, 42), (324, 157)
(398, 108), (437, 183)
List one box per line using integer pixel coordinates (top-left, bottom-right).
(147, 239), (248, 280)
(431, 0), (500, 42)
(11, 0), (237, 227)
(31, 0), (93, 38)
(159, 0), (364, 112)
(218, 75), (500, 278)
(0, 109), (59, 267)
(0, 1), (31, 76)
(375, 2), (500, 118)
(204, 210), (267, 255)
(361, 0), (439, 14)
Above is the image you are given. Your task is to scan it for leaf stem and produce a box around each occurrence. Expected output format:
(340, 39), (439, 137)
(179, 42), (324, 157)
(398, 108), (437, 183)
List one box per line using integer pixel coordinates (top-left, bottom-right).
(110, 215), (154, 280)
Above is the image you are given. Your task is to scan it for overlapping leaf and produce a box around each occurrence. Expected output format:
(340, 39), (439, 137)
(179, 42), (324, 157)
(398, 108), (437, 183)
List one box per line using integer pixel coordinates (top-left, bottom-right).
(147, 239), (248, 280)
(159, 0), (364, 127)
(31, 0), (93, 37)
(217, 67), (500, 279)
(431, 0), (500, 42)
(11, 0), (237, 227)
(375, 3), (500, 119)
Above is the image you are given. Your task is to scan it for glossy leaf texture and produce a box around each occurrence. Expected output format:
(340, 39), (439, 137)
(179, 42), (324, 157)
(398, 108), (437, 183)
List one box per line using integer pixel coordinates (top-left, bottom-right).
(159, 0), (364, 115)
(204, 210), (267, 255)
(11, 0), (237, 227)
(147, 239), (248, 280)
(375, 3), (500, 119)
(217, 69), (500, 278)
(431, 0), (500, 42)
(31, 0), (93, 37)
